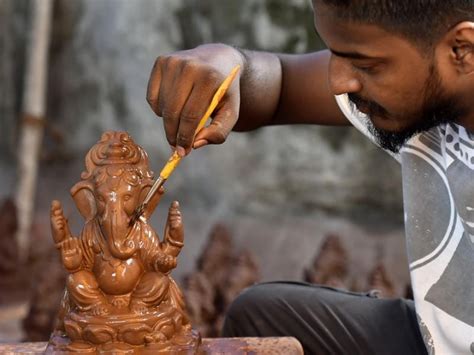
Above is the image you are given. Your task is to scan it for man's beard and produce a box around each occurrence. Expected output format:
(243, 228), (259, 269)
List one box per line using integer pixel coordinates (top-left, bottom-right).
(348, 65), (467, 153)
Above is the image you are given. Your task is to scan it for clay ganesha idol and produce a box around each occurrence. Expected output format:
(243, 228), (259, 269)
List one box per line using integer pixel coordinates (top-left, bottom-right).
(48, 131), (199, 353)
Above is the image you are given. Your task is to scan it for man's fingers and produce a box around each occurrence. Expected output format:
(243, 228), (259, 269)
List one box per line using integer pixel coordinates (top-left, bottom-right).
(147, 50), (242, 153)
(161, 64), (195, 147)
(193, 139), (208, 149)
(146, 56), (164, 114)
(176, 71), (223, 152)
(193, 95), (239, 148)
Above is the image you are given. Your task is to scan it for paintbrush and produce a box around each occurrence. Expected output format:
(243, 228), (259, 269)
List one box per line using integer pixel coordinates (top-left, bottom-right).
(129, 65), (241, 226)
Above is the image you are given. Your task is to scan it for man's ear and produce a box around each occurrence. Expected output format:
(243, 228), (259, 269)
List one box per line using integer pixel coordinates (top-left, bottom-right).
(446, 21), (474, 74)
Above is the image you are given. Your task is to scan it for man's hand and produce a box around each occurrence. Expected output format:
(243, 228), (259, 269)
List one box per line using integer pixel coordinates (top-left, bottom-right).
(147, 44), (245, 156)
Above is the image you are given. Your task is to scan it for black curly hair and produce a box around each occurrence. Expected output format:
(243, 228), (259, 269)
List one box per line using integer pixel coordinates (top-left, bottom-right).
(315, 0), (474, 48)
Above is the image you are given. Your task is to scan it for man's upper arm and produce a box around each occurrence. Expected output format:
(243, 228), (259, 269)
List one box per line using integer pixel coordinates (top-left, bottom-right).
(272, 50), (350, 126)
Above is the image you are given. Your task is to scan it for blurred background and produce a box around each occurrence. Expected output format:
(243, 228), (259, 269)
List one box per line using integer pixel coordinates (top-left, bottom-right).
(0, 0), (406, 343)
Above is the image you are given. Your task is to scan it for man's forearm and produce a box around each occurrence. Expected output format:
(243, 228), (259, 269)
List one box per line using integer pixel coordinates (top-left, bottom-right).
(233, 48), (283, 131)
(235, 49), (349, 131)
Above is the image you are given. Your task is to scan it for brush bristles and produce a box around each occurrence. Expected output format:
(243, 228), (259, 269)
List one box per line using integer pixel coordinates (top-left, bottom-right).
(129, 204), (145, 226)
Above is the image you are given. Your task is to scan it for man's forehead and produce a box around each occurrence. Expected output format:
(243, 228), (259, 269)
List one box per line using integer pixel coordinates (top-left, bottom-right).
(313, 5), (410, 59)
(314, 3), (380, 41)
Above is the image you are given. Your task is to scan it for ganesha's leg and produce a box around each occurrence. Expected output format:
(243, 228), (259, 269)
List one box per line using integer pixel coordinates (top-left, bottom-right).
(67, 270), (110, 315)
(130, 272), (169, 313)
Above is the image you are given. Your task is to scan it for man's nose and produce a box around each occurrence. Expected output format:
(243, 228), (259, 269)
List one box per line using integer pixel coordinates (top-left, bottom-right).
(328, 55), (362, 95)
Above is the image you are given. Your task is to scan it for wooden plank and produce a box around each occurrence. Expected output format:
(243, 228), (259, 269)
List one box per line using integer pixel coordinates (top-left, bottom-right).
(200, 337), (304, 354)
(0, 337), (303, 354)
(0, 342), (47, 354)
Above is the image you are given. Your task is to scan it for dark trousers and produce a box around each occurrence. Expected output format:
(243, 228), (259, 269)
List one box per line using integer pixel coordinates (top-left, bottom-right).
(222, 281), (428, 355)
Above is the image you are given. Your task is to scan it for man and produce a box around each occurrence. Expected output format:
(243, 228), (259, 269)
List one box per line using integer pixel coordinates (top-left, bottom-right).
(146, 1), (474, 354)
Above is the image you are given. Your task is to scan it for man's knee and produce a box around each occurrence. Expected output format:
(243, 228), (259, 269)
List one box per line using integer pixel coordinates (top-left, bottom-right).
(223, 283), (276, 337)
(223, 282), (323, 338)
(226, 283), (278, 319)
(223, 282), (347, 335)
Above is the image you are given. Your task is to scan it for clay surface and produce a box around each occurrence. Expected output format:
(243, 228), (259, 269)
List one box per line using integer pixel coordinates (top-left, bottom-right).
(47, 131), (199, 353)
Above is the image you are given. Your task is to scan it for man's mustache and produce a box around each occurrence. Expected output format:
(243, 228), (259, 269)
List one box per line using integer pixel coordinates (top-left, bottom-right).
(348, 93), (388, 118)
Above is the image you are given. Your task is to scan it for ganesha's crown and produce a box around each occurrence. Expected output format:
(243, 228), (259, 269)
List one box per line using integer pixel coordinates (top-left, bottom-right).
(80, 131), (153, 181)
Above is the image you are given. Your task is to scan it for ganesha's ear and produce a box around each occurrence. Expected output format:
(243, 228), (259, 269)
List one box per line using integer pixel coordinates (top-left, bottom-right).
(140, 184), (165, 218)
(70, 180), (97, 221)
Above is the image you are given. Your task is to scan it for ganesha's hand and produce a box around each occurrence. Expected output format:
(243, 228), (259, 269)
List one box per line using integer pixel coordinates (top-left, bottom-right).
(50, 200), (72, 244)
(165, 201), (184, 245)
(154, 253), (177, 273)
(59, 237), (83, 272)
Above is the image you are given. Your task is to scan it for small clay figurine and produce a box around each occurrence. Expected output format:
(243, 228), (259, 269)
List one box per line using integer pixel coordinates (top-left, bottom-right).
(182, 224), (260, 338)
(304, 234), (348, 289)
(367, 262), (397, 298)
(47, 131), (199, 353)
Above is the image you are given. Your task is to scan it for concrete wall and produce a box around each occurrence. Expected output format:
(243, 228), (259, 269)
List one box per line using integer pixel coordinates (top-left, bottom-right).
(0, 0), (405, 282)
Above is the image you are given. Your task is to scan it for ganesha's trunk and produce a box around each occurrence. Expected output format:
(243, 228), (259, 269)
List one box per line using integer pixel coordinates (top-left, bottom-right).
(102, 211), (136, 259)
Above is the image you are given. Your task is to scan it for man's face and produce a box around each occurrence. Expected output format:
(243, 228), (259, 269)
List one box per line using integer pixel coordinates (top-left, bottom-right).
(313, 2), (467, 152)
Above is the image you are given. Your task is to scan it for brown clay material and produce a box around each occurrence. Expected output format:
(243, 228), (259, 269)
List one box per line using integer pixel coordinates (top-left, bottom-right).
(367, 262), (397, 298)
(304, 233), (348, 289)
(47, 131), (200, 353)
(183, 224), (260, 338)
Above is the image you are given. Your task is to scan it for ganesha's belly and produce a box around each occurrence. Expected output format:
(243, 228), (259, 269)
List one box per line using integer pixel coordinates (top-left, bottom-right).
(94, 256), (143, 295)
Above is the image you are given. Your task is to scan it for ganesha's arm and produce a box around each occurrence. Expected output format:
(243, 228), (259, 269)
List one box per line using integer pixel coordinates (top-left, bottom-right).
(51, 200), (73, 246)
(141, 230), (162, 269)
(58, 223), (96, 273)
(162, 201), (184, 258)
(79, 229), (95, 271)
(51, 201), (83, 272)
(57, 237), (83, 273)
(141, 229), (177, 274)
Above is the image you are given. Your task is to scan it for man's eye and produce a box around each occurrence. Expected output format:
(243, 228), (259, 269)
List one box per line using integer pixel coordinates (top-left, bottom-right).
(124, 194), (132, 201)
(353, 63), (378, 74)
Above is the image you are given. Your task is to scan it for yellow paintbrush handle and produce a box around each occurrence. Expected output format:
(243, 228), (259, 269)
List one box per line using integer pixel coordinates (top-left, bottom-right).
(158, 64), (241, 180)
(160, 151), (181, 179)
(195, 65), (241, 133)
